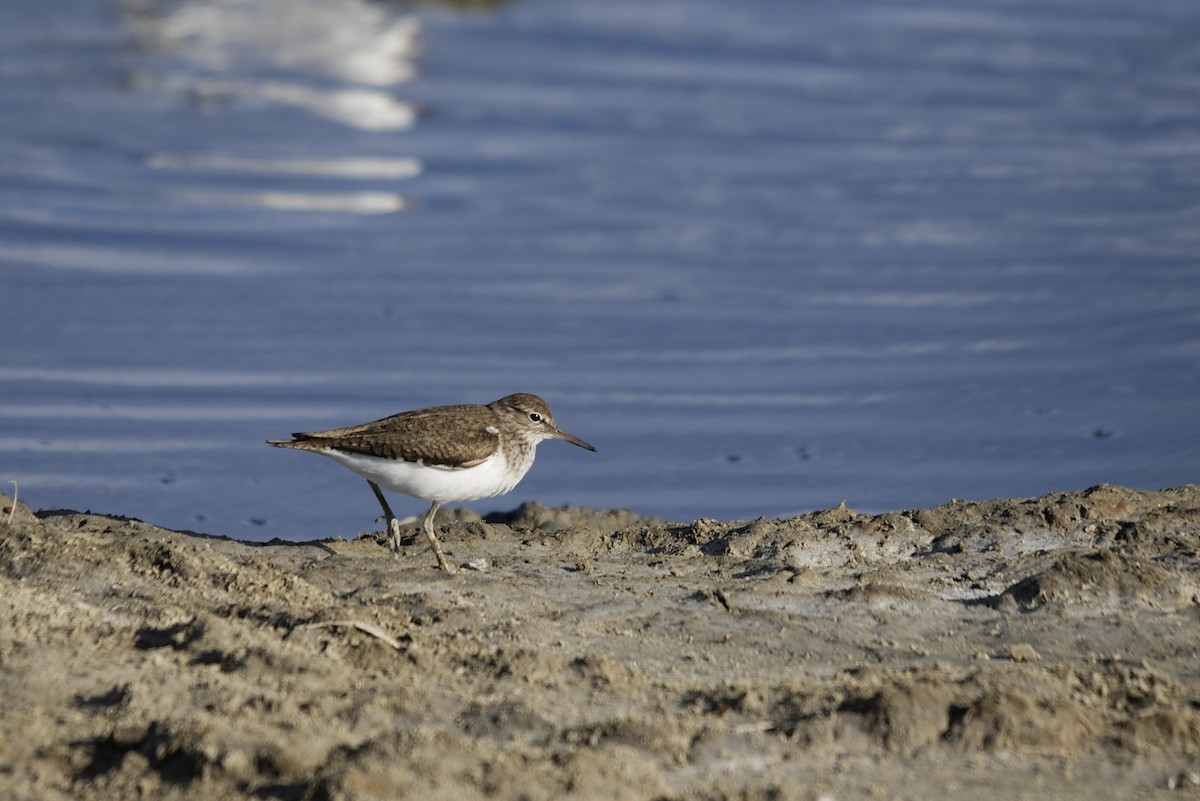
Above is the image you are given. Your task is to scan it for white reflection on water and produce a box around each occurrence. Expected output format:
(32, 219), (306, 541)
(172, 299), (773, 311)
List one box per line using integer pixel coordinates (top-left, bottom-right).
(127, 0), (419, 85)
(115, 0), (422, 217)
(0, 243), (277, 275)
(145, 154), (422, 179)
(159, 79), (418, 131)
(171, 188), (406, 213)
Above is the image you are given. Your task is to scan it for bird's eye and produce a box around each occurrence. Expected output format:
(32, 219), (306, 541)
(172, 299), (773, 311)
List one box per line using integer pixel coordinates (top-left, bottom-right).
(529, 412), (543, 422)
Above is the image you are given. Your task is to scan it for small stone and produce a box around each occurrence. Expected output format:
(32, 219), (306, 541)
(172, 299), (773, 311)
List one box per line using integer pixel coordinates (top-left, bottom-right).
(221, 748), (253, 778)
(1010, 643), (1041, 662)
(1166, 770), (1200, 790)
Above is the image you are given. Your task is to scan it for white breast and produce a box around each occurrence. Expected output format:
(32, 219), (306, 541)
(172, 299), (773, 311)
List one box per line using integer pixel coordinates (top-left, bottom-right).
(316, 447), (531, 504)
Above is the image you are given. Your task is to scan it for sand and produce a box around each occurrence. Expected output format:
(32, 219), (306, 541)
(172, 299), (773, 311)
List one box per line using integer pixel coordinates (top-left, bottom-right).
(2, 484), (1199, 800)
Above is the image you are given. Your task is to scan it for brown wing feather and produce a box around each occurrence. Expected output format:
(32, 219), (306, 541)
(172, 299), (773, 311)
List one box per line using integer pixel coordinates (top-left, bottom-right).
(270, 404), (501, 467)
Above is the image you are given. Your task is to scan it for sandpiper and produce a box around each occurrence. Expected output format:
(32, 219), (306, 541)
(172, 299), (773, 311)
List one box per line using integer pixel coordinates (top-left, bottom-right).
(267, 393), (595, 572)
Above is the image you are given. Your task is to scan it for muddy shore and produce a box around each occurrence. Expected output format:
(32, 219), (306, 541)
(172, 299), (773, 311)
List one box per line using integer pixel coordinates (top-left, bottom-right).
(2, 484), (1199, 800)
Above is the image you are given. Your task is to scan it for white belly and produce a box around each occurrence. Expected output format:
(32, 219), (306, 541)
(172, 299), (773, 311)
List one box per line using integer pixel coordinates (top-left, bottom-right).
(316, 448), (528, 504)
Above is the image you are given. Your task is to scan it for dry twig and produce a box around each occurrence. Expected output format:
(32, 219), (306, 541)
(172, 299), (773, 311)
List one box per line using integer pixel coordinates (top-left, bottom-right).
(292, 619), (404, 651)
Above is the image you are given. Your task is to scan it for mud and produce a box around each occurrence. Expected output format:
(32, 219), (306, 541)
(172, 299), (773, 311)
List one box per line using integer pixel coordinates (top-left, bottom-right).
(2, 484), (1199, 799)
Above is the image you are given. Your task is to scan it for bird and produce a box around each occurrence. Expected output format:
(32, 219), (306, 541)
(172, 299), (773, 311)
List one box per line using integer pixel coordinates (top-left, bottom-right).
(267, 393), (595, 572)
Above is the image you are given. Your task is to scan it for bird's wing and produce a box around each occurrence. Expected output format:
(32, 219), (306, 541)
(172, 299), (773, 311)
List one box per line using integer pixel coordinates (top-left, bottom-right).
(282, 404), (501, 467)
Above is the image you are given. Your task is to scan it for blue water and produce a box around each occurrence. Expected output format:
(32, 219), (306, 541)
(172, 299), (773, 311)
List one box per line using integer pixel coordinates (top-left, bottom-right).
(4, 0), (1199, 540)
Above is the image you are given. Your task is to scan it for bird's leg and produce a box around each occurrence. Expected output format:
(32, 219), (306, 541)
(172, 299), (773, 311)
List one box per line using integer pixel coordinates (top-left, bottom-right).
(420, 501), (455, 573)
(367, 481), (403, 555)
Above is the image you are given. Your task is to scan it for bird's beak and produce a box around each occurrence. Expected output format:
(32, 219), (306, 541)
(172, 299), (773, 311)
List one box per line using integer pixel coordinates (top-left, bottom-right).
(552, 426), (596, 452)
